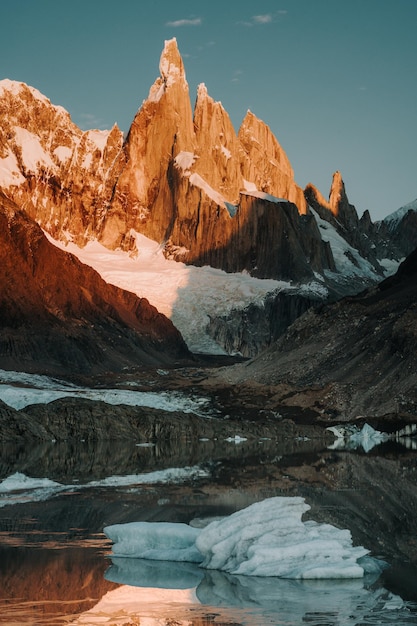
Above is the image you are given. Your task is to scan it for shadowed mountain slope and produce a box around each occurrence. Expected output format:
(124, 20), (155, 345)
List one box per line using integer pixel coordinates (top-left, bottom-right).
(220, 247), (417, 419)
(0, 192), (191, 377)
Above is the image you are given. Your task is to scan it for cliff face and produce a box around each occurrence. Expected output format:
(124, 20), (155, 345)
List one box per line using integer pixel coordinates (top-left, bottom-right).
(0, 192), (190, 377)
(238, 110), (307, 213)
(100, 39), (313, 280)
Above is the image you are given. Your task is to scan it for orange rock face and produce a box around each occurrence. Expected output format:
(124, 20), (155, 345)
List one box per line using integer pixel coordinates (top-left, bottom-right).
(99, 39), (312, 271)
(0, 39), (348, 281)
(0, 80), (125, 246)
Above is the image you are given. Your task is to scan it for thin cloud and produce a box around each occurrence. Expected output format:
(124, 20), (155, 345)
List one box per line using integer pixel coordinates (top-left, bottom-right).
(252, 14), (273, 24)
(238, 10), (287, 27)
(166, 18), (202, 27)
(232, 69), (243, 83)
(77, 112), (109, 130)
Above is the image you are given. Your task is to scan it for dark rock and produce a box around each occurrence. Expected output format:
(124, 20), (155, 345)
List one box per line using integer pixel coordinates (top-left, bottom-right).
(214, 247), (417, 419)
(208, 289), (324, 357)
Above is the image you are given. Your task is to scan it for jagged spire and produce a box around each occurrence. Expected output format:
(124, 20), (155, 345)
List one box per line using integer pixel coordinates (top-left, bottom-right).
(148, 38), (188, 102)
(159, 38), (186, 84)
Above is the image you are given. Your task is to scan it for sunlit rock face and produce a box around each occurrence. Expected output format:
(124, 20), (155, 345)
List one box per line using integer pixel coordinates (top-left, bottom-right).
(99, 39), (323, 280)
(193, 83), (243, 201)
(0, 38), (409, 289)
(0, 79), (124, 246)
(101, 38), (197, 249)
(239, 110), (307, 213)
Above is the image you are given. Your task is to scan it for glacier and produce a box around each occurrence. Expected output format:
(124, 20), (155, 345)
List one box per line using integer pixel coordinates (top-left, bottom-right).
(45, 231), (327, 355)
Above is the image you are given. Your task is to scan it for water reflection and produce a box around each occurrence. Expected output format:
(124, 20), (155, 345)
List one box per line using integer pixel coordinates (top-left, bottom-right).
(0, 436), (417, 625)
(92, 556), (414, 625)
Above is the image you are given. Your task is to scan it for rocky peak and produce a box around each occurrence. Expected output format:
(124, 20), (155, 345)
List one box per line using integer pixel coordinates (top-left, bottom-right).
(193, 82), (242, 201)
(305, 171), (346, 217)
(148, 38), (188, 102)
(0, 40), (406, 298)
(238, 110), (307, 213)
(0, 78), (125, 245)
(100, 39), (196, 249)
(328, 171), (345, 214)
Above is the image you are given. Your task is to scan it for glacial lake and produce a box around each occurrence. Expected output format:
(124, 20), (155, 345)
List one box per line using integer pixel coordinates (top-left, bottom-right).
(1, 434), (417, 626)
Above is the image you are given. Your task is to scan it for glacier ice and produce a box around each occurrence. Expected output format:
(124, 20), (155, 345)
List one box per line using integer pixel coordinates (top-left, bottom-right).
(104, 496), (380, 580)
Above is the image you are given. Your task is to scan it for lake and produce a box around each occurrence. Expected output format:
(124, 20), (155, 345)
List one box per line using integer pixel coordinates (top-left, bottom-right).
(1, 434), (417, 625)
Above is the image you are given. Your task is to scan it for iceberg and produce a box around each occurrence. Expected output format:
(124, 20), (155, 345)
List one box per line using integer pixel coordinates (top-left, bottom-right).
(327, 422), (390, 452)
(104, 496), (377, 580)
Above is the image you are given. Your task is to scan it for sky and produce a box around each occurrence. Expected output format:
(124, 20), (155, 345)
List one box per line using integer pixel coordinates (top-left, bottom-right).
(1, 0), (416, 221)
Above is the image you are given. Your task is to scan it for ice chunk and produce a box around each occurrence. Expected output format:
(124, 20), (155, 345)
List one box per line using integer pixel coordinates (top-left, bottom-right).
(327, 422), (389, 452)
(104, 521), (203, 563)
(196, 497), (368, 579)
(104, 496), (374, 579)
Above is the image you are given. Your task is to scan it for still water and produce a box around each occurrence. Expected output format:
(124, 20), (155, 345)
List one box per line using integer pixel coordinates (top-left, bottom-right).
(0, 437), (416, 625)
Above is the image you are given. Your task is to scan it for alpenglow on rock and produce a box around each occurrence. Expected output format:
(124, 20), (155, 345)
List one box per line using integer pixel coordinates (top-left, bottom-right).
(0, 39), (408, 291)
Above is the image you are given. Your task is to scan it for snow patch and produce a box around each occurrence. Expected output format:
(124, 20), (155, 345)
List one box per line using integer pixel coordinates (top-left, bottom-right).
(220, 145), (231, 159)
(0, 151), (26, 186)
(14, 126), (55, 173)
(53, 145), (72, 162)
(243, 179), (258, 192)
(86, 129), (111, 151)
(378, 256), (402, 276)
(383, 198), (417, 230)
(0, 368), (210, 413)
(311, 208), (379, 279)
(189, 172), (229, 209)
(174, 151), (197, 172)
(45, 232), (325, 354)
(241, 190), (289, 204)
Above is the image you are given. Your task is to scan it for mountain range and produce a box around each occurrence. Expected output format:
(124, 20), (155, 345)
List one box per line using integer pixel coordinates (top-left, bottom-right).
(0, 38), (416, 384)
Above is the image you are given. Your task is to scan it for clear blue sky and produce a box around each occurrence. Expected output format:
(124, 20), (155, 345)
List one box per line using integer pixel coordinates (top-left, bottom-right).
(1, 0), (416, 221)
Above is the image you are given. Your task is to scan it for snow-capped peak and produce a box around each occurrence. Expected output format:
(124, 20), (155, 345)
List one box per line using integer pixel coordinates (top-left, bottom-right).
(159, 37), (185, 84)
(0, 78), (68, 118)
(383, 198), (417, 230)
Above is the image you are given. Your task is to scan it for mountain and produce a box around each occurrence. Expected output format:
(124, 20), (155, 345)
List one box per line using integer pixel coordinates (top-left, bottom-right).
(0, 192), (191, 377)
(217, 246), (417, 420)
(380, 198), (417, 258)
(0, 38), (415, 360)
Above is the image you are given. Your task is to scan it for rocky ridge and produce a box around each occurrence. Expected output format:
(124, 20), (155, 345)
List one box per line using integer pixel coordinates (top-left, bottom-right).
(1, 39), (413, 293)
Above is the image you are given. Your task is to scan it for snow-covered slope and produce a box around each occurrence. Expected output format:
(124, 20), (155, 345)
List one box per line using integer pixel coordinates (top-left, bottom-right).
(47, 232), (326, 354)
(383, 198), (417, 230)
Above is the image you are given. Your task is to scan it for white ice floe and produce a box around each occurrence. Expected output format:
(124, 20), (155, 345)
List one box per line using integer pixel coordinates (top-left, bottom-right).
(0, 368), (209, 412)
(104, 496), (379, 580)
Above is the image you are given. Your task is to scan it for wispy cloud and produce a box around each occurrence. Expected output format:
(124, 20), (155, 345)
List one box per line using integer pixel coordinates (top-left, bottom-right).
(238, 10), (287, 27)
(252, 14), (273, 24)
(166, 17), (202, 27)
